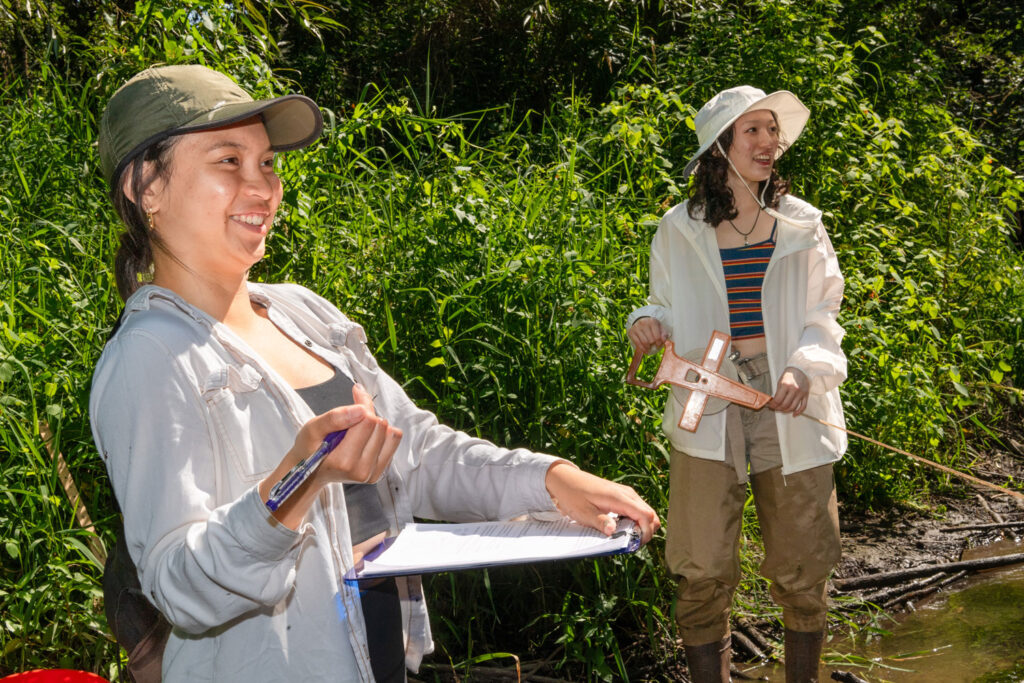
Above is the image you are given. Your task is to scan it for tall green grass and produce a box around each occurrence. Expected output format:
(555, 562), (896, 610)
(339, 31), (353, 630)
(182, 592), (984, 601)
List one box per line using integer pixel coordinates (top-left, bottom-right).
(2, 0), (1023, 679)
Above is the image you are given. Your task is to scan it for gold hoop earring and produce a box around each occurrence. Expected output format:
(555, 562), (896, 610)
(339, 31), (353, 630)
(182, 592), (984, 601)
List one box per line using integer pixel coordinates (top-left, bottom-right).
(146, 210), (155, 231)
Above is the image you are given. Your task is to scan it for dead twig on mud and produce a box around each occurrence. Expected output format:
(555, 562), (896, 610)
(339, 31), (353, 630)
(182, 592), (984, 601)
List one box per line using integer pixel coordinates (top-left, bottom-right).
(731, 629), (768, 662)
(976, 493), (1006, 524)
(857, 571), (951, 606)
(938, 520), (1024, 532)
(729, 663), (765, 680)
(736, 617), (776, 659)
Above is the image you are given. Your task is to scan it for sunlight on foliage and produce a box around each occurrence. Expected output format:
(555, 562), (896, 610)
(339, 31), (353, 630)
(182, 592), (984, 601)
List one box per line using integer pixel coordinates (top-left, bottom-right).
(1, 0), (1022, 678)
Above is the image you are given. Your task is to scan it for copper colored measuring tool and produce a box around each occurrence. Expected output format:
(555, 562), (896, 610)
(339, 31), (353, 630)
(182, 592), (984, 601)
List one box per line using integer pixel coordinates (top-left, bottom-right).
(626, 330), (1024, 502)
(625, 330), (769, 432)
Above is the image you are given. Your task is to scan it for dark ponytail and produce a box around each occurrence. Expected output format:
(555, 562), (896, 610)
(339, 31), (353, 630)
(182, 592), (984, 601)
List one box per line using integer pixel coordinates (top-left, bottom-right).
(109, 137), (177, 301)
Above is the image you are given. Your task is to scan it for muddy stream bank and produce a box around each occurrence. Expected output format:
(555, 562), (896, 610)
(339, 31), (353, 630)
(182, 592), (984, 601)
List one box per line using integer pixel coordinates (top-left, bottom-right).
(739, 443), (1024, 683)
(746, 519), (1024, 682)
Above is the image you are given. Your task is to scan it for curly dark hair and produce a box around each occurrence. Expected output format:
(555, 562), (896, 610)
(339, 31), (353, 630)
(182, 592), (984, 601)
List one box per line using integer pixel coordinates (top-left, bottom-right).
(687, 119), (790, 226)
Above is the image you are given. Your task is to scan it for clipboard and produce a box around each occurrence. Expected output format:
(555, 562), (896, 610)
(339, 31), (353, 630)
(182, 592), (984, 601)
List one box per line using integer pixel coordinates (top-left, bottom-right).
(343, 517), (641, 584)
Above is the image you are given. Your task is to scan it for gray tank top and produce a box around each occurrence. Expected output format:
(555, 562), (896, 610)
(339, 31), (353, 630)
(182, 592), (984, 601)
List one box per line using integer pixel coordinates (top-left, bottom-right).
(294, 367), (390, 544)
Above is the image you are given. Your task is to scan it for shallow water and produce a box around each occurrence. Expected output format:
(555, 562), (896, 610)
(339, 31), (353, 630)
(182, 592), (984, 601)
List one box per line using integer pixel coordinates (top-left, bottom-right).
(743, 536), (1024, 682)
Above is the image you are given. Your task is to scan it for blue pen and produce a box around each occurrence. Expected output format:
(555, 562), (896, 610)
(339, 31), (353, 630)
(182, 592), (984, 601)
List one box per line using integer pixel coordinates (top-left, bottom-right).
(266, 430), (347, 512)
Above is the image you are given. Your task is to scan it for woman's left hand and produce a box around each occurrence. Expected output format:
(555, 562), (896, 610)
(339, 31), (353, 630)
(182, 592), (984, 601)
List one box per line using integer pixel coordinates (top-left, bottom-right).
(544, 462), (661, 544)
(769, 366), (810, 416)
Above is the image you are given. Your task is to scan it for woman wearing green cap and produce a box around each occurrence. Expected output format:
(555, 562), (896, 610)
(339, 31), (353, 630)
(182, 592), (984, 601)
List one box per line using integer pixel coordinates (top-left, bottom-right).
(626, 86), (847, 682)
(91, 64), (659, 683)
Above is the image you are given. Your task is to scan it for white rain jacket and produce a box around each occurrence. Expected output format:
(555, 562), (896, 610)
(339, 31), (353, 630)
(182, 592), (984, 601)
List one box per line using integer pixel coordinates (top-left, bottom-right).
(90, 283), (562, 682)
(627, 194), (848, 473)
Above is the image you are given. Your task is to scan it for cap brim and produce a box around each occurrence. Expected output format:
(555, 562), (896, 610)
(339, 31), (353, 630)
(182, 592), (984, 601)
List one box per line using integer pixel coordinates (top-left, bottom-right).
(682, 90), (809, 178)
(178, 95), (323, 151)
(110, 94), (323, 184)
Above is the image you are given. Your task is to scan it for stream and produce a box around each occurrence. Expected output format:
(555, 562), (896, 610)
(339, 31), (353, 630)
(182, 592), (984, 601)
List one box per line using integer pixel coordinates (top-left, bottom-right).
(742, 537), (1024, 682)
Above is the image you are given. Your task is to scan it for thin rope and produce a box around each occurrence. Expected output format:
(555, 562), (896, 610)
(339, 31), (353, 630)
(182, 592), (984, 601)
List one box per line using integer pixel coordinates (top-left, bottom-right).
(803, 413), (1024, 503)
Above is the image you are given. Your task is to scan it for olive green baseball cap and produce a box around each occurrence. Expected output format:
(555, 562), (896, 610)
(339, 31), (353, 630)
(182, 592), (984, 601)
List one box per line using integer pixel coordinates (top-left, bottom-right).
(98, 64), (323, 185)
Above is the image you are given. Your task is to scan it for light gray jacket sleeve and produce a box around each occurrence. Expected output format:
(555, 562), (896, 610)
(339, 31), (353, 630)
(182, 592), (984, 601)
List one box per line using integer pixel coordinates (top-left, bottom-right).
(375, 367), (562, 523)
(91, 331), (307, 634)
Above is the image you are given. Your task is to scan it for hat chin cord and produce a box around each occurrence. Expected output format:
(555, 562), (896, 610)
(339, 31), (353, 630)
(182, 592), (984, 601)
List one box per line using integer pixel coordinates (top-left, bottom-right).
(713, 140), (817, 228)
(715, 139), (769, 209)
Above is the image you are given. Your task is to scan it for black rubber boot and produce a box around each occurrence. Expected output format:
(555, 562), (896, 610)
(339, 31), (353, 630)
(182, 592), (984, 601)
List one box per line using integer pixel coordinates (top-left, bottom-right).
(784, 629), (824, 683)
(683, 636), (731, 683)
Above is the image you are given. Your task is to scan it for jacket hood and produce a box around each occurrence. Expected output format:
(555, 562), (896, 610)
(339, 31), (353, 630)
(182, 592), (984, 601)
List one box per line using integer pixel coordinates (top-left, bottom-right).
(772, 194), (823, 228)
(672, 192), (822, 241)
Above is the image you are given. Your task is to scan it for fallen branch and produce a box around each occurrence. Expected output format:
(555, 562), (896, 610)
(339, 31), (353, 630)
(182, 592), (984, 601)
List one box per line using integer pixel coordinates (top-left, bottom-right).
(833, 553), (1024, 592)
(731, 629), (768, 662)
(976, 494), (1005, 525)
(735, 617), (775, 658)
(939, 520), (1024, 533)
(802, 414), (1024, 503)
(860, 571), (950, 606)
(883, 571), (968, 609)
(831, 671), (869, 683)
(729, 663), (764, 680)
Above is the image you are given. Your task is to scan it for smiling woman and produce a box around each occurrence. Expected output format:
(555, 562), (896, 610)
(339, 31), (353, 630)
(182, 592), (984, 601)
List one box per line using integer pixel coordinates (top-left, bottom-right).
(136, 121), (285, 305)
(625, 86), (846, 683)
(89, 64), (659, 683)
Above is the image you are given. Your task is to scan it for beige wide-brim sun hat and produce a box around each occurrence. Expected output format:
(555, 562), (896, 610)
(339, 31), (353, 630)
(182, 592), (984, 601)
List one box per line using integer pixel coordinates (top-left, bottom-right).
(98, 64), (323, 185)
(681, 85), (810, 178)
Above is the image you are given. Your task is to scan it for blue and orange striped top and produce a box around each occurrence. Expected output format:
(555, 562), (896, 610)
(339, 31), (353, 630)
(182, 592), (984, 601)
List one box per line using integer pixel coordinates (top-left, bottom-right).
(720, 220), (777, 340)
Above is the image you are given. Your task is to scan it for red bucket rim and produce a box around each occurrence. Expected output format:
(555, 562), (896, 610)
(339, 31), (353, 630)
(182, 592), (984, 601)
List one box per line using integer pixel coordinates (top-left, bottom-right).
(0, 670), (109, 683)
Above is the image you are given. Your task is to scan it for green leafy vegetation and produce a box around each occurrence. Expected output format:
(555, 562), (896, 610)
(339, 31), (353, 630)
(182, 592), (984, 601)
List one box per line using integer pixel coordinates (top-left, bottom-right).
(2, 0), (1022, 679)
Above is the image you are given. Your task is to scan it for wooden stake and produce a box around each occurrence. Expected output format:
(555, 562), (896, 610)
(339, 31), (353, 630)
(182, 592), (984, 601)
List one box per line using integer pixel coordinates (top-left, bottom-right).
(39, 421), (107, 565)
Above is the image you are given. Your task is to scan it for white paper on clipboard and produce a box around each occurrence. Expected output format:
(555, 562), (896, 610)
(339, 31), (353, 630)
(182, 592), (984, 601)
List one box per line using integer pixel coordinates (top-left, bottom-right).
(343, 517), (640, 583)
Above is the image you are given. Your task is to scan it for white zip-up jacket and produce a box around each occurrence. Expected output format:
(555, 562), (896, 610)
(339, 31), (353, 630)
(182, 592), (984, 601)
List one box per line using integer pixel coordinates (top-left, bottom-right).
(90, 283), (562, 682)
(627, 194), (848, 473)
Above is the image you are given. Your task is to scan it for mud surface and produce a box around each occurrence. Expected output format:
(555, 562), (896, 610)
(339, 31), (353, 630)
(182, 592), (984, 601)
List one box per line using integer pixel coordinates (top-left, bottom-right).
(836, 448), (1024, 582)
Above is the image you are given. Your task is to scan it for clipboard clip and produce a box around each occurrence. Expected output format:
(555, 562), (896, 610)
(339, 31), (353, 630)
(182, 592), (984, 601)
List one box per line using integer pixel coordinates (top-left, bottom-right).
(625, 330), (770, 432)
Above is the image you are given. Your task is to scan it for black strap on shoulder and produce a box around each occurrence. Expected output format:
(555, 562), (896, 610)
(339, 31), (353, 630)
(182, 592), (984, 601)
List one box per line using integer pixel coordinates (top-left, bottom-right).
(107, 306), (126, 343)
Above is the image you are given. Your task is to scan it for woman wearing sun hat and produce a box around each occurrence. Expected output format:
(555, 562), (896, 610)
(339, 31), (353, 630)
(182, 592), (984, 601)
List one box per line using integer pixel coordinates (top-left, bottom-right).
(627, 86), (847, 682)
(90, 64), (660, 682)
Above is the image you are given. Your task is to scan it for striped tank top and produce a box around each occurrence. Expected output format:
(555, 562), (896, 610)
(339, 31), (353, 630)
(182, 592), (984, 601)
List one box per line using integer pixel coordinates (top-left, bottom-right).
(719, 219), (776, 341)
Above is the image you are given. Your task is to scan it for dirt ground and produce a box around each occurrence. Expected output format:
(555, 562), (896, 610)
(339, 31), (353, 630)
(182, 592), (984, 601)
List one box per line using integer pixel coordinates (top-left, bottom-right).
(835, 447), (1024, 580)
(583, 463), (1024, 683)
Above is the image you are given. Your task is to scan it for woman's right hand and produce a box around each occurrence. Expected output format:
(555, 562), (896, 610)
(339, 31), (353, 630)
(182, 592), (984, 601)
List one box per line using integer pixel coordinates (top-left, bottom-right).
(627, 317), (669, 355)
(260, 385), (402, 528)
(304, 384), (403, 487)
